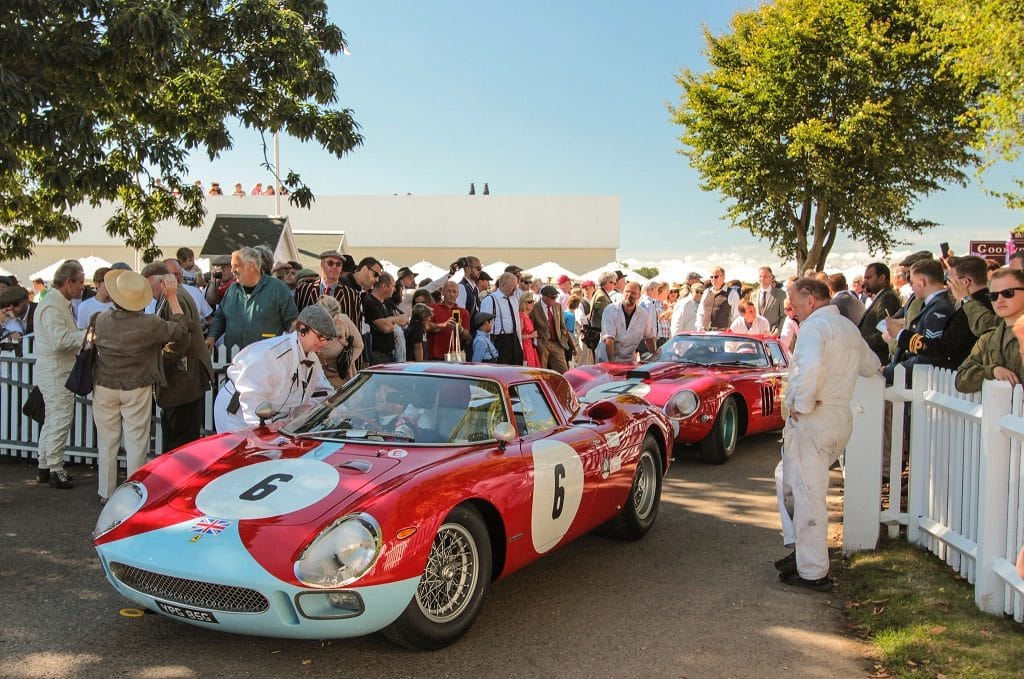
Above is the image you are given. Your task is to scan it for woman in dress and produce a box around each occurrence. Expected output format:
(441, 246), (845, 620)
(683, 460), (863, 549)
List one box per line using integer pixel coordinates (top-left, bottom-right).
(316, 295), (363, 388)
(519, 293), (541, 368)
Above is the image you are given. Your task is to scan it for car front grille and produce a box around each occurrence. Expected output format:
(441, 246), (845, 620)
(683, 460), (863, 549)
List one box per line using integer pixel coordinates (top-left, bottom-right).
(110, 562), (270, 613)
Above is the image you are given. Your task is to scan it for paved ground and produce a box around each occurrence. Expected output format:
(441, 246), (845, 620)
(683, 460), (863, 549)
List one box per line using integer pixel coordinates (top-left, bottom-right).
(0, 434), (871, 678)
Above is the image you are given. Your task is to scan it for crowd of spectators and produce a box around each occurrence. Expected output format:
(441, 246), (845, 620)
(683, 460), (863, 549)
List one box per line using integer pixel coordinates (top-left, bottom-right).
(5, 243), (1024, 499)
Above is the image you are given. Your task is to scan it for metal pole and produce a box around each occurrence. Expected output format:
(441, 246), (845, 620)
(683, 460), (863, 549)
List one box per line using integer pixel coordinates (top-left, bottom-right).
(274, 132), (281, 217)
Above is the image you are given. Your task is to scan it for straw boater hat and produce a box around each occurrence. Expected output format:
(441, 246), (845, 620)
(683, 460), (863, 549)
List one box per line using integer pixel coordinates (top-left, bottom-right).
(104, 270), (153, 312)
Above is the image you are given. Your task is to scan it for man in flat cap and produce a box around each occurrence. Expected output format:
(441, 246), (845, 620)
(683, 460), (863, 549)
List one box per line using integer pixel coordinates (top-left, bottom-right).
(1, 285), (36, 345)
(204, 254), (235, 307)
(294, 250), (365, 332)
(531, 285), (573, 373)
(214, 304), (336, 432)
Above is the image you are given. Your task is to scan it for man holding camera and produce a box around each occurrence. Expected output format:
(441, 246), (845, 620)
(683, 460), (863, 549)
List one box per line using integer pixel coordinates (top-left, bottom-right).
(428, 280), (471, 361)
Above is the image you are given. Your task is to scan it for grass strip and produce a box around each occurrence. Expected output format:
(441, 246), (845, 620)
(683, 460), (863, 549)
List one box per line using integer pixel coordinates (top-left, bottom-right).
(839, 538), (1024, 678)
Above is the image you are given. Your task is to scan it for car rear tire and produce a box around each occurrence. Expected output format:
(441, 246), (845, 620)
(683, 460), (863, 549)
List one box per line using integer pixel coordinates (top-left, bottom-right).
(602, 434), (663, 541)
(699, 395), (739, 464)
(382, 504), (492, 650)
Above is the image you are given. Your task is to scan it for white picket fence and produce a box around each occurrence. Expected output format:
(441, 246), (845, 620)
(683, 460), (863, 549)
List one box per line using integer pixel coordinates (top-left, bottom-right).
(844, 364), (1024, 623)
(0, 336), (235, 464)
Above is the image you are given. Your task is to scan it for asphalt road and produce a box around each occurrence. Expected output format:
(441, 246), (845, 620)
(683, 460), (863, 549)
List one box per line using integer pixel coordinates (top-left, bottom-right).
(0, 435), (869, 679)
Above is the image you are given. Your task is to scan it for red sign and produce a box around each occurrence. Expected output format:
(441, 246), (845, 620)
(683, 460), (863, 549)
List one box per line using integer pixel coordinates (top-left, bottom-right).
(970, 240), (1008, 259)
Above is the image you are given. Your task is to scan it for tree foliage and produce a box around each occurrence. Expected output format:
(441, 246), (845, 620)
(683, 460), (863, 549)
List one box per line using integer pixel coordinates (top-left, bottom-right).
(671, 0), (979, 272)
(922, 0), (1024, 210)
(633, 266), (659, 280)
(0, 0), (363, 262)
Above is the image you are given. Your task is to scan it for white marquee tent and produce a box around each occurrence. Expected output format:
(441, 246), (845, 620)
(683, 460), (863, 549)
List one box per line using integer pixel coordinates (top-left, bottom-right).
(30, 255), (112, 282)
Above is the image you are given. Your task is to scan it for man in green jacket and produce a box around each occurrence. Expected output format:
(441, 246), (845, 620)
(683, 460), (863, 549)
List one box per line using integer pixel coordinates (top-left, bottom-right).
(206, 247), (297, 354)
(956, 268), (1024, 393)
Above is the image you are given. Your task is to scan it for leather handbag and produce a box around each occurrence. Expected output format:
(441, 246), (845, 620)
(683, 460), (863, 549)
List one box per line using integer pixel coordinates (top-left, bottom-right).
(65, 314), (98, 397)
(21, 386), (45, 424)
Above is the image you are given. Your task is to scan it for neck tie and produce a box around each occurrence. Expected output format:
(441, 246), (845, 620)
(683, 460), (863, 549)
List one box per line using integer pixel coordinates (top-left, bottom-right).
(506, 297), (517, 334)
(548, 305), (557, 341)
(760, 290), (767, 313)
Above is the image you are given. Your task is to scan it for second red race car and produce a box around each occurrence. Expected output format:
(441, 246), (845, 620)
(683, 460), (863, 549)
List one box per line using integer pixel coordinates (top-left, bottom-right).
(565, 332), (789, 463)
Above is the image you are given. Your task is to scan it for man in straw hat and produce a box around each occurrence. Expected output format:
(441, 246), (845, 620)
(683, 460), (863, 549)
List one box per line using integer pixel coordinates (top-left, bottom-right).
(214, 304), (337, 433)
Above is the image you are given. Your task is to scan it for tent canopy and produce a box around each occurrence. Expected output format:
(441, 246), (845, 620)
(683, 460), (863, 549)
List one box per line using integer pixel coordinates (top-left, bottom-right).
(524, 260), (579, 282)
(30, 255), (112, 282)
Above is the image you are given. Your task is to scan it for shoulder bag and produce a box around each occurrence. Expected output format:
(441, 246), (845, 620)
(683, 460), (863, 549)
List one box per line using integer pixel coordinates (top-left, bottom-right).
(65, 314), (98, 397)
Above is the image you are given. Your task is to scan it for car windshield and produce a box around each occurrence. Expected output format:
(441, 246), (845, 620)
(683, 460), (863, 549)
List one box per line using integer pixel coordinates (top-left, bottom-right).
(283, 372), (510, 445)
(650, 334), (769, 368)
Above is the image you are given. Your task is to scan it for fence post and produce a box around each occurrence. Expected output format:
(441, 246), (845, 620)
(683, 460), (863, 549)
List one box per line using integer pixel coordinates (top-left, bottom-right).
(907, 364), (930, 546)
(975, 378), (1013, 614)
(844, 373), (884, 554)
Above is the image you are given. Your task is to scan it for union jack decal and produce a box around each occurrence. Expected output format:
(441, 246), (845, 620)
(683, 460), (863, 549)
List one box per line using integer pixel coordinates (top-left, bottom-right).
(191, 518), (231, 535)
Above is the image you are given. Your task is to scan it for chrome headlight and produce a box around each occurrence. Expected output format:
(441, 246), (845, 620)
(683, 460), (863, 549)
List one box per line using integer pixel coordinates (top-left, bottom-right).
(295, 513), (382, 588)
(665, 390), (699, 418)
(93, 482), (146, 538)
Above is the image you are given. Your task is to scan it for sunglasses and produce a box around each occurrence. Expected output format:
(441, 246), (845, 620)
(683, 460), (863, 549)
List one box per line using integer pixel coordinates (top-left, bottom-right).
(300, 326), (330, 342)
(323, 260), (343, 268)
(988, 287), (1024, 301)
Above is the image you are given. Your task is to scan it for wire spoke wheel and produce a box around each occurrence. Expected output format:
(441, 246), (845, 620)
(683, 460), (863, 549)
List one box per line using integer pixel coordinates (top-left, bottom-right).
(415, 522), (480, 623)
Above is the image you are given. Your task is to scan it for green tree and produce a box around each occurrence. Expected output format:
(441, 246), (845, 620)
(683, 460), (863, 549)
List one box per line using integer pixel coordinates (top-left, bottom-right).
(923, 0), (1024, 211)
(633, 266), (659, 279)
(0, 0), (363, 262)
(670, 0), (978, 272)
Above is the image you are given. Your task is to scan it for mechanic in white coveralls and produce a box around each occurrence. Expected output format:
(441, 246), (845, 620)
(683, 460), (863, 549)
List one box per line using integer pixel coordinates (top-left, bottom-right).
(773, 278), (879, 591)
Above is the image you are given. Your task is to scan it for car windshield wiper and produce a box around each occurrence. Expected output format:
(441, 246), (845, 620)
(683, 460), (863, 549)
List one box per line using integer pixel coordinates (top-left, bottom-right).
(295, 426), (356, 440)
(339, 429), (416, 442)
(709, 360), (759, 367)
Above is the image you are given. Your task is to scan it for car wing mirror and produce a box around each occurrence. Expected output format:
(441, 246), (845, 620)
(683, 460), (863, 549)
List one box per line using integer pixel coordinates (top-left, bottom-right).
(584, 400), (618, 422)
(255, 401), (275, 427)
(493, 422), (517, 451)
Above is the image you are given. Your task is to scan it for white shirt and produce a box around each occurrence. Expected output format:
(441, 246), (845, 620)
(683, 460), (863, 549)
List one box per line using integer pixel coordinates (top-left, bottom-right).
(698, 286), (740, 329)
(214, 332), (331, 433)
(670, 297), (701, 335)
(729, 314), (772, 335)
(600, 303), (656, 362)
(780, 316), (799, 353)
(479, 289), (522, 342)
(785, 305), (879, 415)
(76, 297), (114, 329)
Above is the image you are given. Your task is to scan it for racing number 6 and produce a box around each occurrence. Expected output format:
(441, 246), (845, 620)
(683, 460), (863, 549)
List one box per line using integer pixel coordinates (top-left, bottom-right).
(552, 464), (566, 519)
(239, 473), (294, 501)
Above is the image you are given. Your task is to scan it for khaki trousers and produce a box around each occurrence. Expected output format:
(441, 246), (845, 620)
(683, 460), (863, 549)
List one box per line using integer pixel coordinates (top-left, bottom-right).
(93, 384), (153, 500)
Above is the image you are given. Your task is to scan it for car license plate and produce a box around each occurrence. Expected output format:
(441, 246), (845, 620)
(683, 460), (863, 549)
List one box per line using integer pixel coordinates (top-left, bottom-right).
(155, 600), (219, 624)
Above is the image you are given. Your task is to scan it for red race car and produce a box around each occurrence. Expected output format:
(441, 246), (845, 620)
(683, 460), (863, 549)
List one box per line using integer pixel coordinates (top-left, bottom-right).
(93, 363), (674, 649)
(565, 332), (788, 464)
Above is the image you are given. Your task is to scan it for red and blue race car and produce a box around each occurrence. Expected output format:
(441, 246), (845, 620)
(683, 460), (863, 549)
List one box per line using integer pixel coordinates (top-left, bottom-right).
(93, 363), (674, 649)
(566, 332), (789, 464)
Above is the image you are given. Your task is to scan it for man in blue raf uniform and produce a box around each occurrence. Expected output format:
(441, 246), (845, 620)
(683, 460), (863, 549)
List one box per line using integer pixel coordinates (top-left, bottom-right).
(883, 259), (953, 387)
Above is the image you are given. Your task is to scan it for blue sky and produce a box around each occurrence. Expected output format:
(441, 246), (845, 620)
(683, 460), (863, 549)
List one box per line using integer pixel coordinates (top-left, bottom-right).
(186, 0), (1024, 262)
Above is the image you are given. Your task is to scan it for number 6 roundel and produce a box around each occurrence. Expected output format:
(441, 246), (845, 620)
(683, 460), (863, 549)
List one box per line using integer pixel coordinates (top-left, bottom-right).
(195, 459), (339, 520)
(530, 440), (584, 553)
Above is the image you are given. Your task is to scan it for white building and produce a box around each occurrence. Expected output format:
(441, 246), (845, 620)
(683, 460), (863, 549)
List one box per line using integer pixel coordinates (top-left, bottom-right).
(4, 194), (619, 281)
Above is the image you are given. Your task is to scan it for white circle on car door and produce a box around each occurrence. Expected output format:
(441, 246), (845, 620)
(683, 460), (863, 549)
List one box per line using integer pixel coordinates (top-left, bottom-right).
(195, 459), (339, 520)
(530, 439), (584, 554)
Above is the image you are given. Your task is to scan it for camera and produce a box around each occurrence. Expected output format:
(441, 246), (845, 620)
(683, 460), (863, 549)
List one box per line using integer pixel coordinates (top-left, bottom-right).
(212, 271), (222, 279)
(452, 309), (461, 323)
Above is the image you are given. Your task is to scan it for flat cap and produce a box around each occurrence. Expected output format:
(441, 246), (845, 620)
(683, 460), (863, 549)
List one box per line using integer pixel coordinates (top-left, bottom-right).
(474, 311), (495, 326)
(319, 250), (343, 260)
(211, 255), (232, 266)
(296, 304), (338, 338)
(540, 285), (558, 298)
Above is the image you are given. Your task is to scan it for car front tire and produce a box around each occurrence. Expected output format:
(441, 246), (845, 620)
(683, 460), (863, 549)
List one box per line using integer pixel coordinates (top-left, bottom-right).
(602, 434), (663, 541)
(699, 395), (739, 464)
(382, 504), (492, 650)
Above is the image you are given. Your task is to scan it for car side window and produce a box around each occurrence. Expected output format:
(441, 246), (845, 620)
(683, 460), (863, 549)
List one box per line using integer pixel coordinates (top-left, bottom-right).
(508, 383), (557, 435)
(766, 342), (788, 367)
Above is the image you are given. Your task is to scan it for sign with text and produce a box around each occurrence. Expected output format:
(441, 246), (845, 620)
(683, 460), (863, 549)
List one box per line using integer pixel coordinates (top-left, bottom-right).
(969, 240), (1008, 260)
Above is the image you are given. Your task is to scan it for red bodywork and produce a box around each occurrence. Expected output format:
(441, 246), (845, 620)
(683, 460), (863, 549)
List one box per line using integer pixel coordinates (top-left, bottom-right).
(564, 333), (789, 445)
(95, 364), (673, 589)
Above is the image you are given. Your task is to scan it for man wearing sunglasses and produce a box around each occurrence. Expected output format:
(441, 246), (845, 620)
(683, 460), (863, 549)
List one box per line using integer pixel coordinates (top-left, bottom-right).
(956, 268), (1024, 393)
(214, 304), (336, 433)
(699, 266), (739, 330)
(883, 257), (991, 387)
(295, 250), (367, 335)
